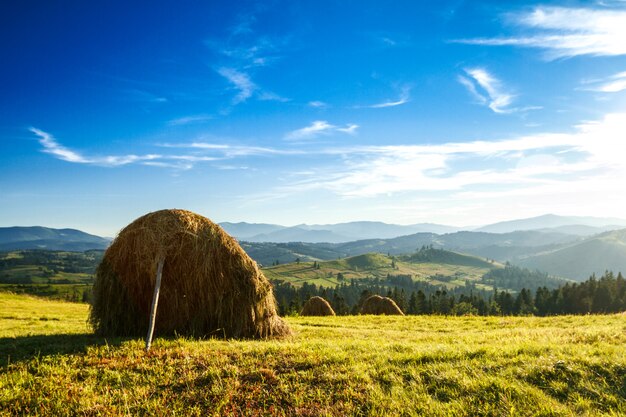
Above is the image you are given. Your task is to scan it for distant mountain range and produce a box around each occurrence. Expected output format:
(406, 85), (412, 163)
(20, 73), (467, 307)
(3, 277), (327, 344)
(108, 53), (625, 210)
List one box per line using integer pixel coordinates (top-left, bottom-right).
(241, 227), (626, 281)
(474, 214), (626, 234)
(0, 226), (110, 251)
(222, 214), (626, 243)
(220, 221), (461, 243)
(240, 230), (580, 269)
(2, 214), (626, 281)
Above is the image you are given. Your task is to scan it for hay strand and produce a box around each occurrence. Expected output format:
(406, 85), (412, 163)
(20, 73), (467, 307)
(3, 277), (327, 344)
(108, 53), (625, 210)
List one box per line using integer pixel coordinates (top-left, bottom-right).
(360, 295), (405, 315)
(300, 296), (336, 316)
(89, 209), (291, 339)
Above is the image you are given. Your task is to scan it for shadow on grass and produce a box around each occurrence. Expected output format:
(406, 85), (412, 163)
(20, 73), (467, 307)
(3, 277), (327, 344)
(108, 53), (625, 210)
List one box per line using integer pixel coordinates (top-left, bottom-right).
(0, 333), (130, 369)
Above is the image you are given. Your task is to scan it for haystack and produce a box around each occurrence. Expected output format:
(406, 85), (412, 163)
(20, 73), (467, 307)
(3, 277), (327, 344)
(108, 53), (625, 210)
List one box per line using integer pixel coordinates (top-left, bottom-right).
(300, 296), (336, 316)
(89, 209), (291, 339)
(360, 295), (404, 315)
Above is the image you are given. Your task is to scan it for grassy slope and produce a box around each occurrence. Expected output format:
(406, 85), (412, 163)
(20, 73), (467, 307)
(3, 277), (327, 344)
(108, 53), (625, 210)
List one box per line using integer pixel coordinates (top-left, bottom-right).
(519, 230), (626, 281)
(263, 252), (496, 290)
(1, 293), (625, 416)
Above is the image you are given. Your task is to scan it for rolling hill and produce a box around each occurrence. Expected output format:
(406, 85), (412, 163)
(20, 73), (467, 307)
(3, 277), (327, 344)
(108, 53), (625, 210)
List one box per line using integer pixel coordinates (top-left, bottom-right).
(240, 230), (582, 267)
(263, 250), (499, 290)
(517, 229), (626, 281)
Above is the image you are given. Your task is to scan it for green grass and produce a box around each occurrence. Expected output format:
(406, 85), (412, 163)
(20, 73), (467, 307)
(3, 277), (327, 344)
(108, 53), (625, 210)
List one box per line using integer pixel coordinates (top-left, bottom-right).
(263, 252), (495, 289)
(0, 283), (92, 302)
(1, 292), (625, 416)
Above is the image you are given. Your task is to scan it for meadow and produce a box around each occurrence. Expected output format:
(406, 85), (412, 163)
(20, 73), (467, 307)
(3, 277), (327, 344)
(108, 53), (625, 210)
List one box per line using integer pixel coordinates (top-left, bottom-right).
(263, 252), (496, 290)
(1, 292), (625, 416)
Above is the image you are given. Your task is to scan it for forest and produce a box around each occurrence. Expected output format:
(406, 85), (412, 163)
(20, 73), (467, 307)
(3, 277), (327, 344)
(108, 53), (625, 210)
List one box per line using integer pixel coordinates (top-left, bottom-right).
(274, 269), (626, 317)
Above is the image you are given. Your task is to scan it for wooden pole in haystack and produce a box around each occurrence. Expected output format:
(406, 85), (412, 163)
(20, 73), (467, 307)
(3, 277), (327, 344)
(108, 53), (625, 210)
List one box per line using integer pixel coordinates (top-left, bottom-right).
(145, 258), (164, 351)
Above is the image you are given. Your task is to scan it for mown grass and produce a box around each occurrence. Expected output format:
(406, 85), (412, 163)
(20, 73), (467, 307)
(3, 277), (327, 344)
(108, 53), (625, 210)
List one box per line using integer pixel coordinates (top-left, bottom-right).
(1, 292), (625, 416)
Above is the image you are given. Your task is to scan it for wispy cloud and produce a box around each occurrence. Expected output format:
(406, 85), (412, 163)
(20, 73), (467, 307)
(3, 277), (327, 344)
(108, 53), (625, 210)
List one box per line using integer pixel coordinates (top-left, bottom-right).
(284, 121), (359, 140)
(230, 13), (256, 36)
(308, 101), (328, 108)
(207, 14), (288, 108)
(29, 128), (275, 169)
(31, 128), (162, 167)
(275, 112), (626, 198)
(366, 86), (411, 108)
(456, 6), (626, 59)
(458, 68), (515, 113)
(167, 114), (213, 126)
(217, 67), (257, 105)
(581, 71), (626, 92)
(123, 89), (168, 104)
(159, 142), (303, 157)
(33, 112), (626, 212)
(216, 66), (287, 106)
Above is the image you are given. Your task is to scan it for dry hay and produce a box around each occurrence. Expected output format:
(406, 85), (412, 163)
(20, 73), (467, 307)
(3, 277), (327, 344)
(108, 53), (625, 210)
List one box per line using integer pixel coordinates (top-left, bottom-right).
(89, 209), (291, 339)
(300, 296), (336, 316)
(360, 295), (405, 315)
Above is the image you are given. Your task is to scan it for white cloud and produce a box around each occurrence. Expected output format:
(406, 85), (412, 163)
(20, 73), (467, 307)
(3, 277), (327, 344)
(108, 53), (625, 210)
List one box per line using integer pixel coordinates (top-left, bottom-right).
(159, 142), (303, 157)
(367, 86), (411, 108)
(337, 124), (359, 134)
(217, 67), (256, 104)
(459, 68), (515, 113)
(284, 121), (359, 140)
(123, 89), (168, 104)
(456, 6), (626, 59)
(30, 129), (247, 169)
(581, 71), (626, 92)
(277, 112), (626, 198)
(31, 128), (161, 167)
(167, 114), (213, 126)
(33, 112), (626, 206)
(216, 67), (287, 105)
(308, 101), (328, 108)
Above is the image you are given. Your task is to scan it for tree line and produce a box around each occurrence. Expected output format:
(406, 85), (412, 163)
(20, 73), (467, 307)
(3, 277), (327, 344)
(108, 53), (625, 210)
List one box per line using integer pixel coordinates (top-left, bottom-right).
(273, 270), (626, 316)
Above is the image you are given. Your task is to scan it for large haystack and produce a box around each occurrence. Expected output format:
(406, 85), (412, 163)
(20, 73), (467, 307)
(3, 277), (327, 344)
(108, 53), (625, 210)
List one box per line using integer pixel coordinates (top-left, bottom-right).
(300, 296), (336, 316)
(89, 209), (291, 339)
(360, 295), (405, 315)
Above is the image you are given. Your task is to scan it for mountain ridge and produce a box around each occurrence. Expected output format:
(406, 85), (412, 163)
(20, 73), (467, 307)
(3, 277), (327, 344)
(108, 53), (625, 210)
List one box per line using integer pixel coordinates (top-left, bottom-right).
(0, 226), (110, 251)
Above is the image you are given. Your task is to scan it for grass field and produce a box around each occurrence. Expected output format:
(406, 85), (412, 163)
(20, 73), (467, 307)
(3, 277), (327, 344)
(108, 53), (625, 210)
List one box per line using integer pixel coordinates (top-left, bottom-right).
(1, 292), (625, 416)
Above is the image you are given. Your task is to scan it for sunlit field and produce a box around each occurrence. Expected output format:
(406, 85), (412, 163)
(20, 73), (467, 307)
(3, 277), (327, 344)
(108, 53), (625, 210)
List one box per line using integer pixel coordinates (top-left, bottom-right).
(1, 293), (625, 416)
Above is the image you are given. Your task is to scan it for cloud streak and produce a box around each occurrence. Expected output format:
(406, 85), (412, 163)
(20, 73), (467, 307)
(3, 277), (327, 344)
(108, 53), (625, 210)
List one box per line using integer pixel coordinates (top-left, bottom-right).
(284, 121), (359, 140)
(274, 112), (626, 199)
(32, 112), (626, 205)
(458, 68), (515, 113)
(167, 114), (213, 126)
(30, 128), (287, 169)
(456, 6), (626, 59)
(31, 128), (162, 167)
(217, 67), (257, 105)
(581, 71), (626, 93)
(366, 86), (411, 108)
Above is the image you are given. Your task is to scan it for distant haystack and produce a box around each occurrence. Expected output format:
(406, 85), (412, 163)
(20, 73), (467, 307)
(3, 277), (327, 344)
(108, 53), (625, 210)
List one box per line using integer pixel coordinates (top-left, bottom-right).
(301, 296), (336, 316)
(89, 209), (291, 339)
(360, 295), (404, 315)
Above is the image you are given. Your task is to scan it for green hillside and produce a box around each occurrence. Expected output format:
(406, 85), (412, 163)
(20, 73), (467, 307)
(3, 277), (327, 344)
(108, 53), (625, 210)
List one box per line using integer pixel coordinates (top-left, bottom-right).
(1, 293), (625, 416)
(0, 250), (102, 301)
(518, 229), (626, 281)
(400, 246), (494, 268)
(263, 250), (498, 290)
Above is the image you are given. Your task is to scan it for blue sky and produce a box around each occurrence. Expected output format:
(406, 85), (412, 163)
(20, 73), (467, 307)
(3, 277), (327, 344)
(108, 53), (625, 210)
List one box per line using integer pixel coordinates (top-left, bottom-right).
(2, 0), (626, 235)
